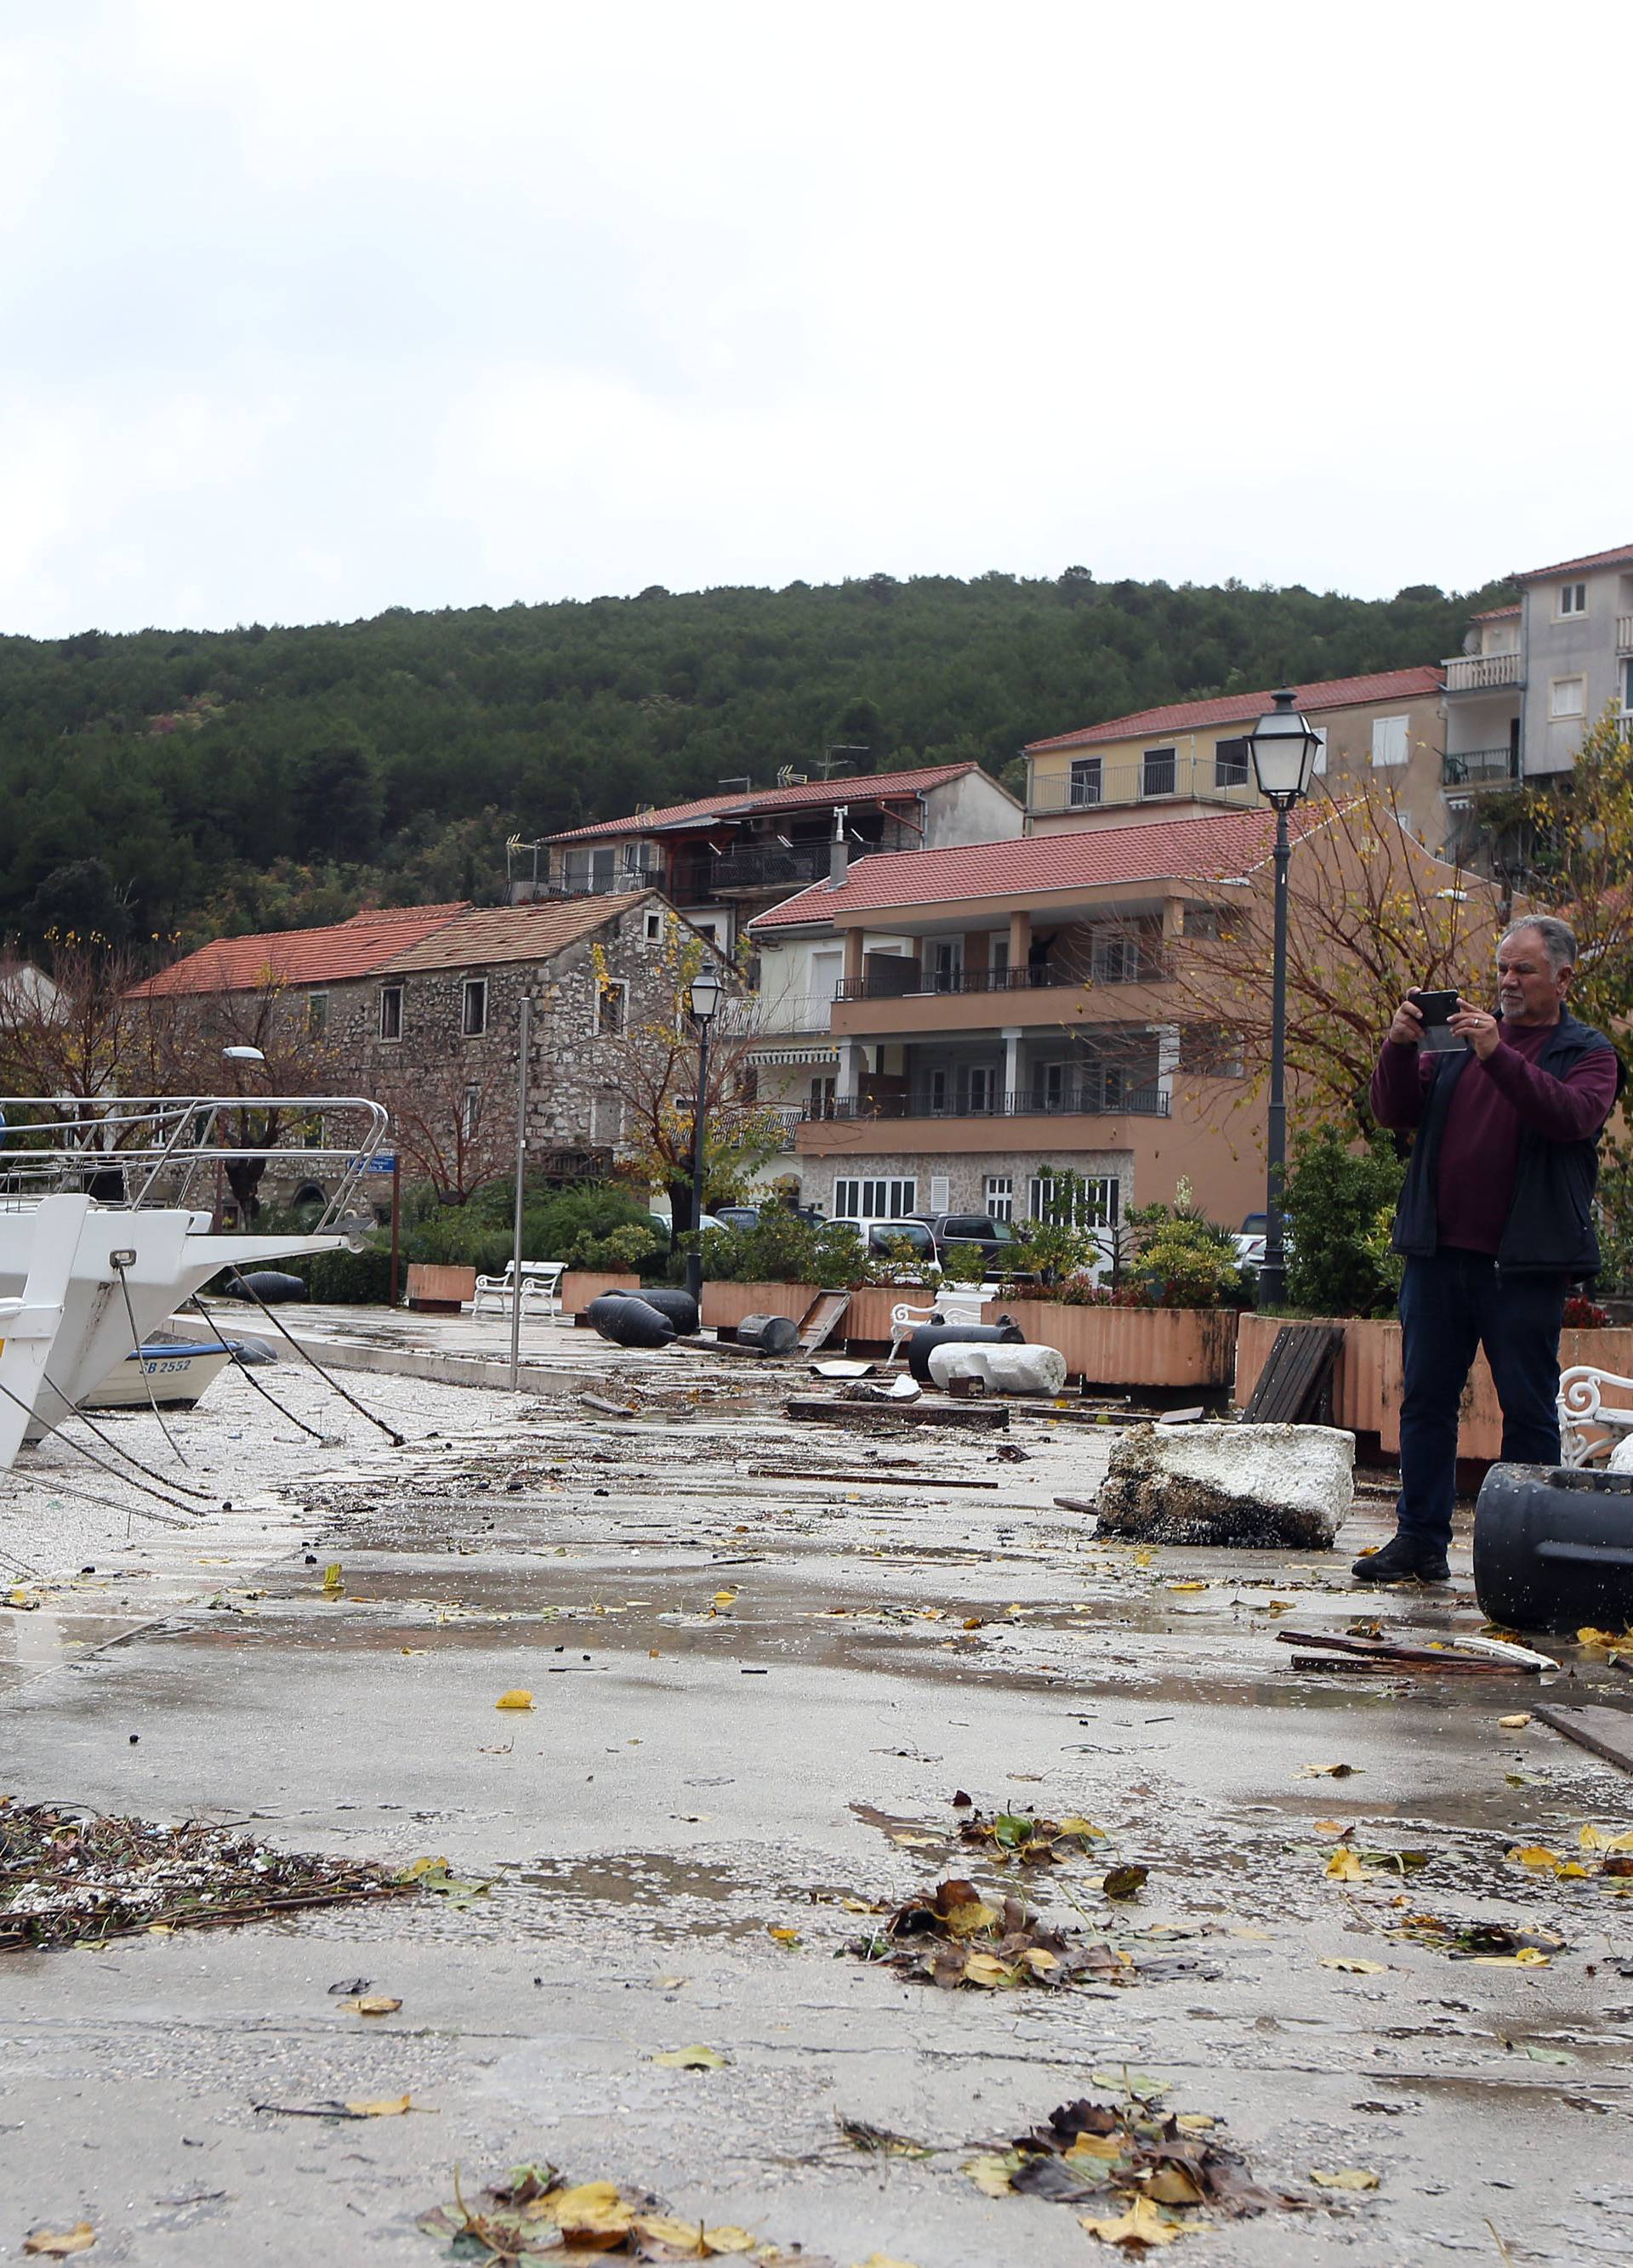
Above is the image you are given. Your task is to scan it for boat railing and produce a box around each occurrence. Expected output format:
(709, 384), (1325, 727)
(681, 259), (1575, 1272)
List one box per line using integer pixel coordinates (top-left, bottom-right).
(0, 1095), (390, 1229)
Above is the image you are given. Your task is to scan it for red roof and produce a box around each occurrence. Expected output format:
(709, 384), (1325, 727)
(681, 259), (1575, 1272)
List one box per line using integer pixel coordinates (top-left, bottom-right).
(1514, 541), (1633, 583)
(134, 904), (469, 997)
(752, 808), (1329, 930)
(1471, 604), (1521, 621)
(381, 895), (658, 971)
(545, 762), (995, 844)
(1024, 668), (1444, 754)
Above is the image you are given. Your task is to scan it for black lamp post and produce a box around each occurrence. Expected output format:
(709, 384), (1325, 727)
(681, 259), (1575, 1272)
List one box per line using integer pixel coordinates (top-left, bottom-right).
(1246, 688), (1322, 1309)
(684, 966), (723, 1305)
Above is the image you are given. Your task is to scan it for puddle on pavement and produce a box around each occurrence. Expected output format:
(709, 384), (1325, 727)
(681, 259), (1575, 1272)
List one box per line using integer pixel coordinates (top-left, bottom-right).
(495, 1850), (841, 1941)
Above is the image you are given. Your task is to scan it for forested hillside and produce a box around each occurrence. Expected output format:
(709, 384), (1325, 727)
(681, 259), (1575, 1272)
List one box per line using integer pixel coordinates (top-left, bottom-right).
(0, 566), (1509, 952)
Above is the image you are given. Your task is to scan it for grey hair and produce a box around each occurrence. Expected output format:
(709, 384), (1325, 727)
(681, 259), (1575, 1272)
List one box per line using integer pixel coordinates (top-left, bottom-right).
(1499, 916), (1576, 972)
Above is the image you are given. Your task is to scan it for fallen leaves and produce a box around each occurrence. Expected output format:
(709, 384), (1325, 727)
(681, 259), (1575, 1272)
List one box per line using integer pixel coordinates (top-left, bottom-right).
(419, 2163), (819, 2262)
(1319, 1957), (1387, 1975)
(1323, 1849), (1375, 1883)
(956, 1805), (1107, 1867)
(495, 1689), (535, 1710)
(340, 1994), (401, 2016)
(1100, 1865), (1149, 1901)
(1079, 2194), (1185, 2247)
(1309, 2168), (1380, 2191)
(23, 2231), (95, 2259)
(1498, 1714), (1531, 1730)
(1298, 1764), (1361, 1779)
(849, 1878), (1181, 1993)
(650, 2045), (731, 2070)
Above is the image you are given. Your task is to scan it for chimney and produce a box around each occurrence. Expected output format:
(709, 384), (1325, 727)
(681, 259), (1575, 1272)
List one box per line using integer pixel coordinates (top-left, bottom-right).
(828, 804), (850, 887)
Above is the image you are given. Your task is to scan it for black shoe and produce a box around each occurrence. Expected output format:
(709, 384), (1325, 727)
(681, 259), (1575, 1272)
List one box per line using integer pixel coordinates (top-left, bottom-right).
(1351, 1532), (1450, 1583)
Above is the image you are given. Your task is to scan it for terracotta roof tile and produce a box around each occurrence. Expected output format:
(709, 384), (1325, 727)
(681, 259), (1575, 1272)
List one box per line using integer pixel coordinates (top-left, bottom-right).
(1513, 541), (1633, 583)
(1024, 667), (1444, 754)
(134, 904), (469, 996)
(752, 808), (1328, 929)
(1471, 603), (1521, 621)
(545, 762), (995, 844)
(380, 894), (657, 972)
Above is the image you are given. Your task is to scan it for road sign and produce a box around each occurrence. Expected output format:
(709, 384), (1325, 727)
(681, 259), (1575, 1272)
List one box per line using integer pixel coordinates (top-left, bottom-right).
(364, 1152), (396, 1174)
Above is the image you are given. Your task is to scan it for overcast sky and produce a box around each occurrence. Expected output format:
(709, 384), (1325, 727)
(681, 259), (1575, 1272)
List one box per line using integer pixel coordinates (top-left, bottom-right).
(2, 0), (1629, 639)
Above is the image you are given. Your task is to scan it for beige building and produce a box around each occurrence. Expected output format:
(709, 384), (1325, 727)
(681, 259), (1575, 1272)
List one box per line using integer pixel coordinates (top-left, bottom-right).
(1023, 666), (1451, 852)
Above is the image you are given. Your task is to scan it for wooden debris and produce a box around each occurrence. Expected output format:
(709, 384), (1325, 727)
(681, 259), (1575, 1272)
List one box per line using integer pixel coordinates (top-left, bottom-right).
(784, 1396), (1009, 1431)
(1534, 1703), (1633, 1776)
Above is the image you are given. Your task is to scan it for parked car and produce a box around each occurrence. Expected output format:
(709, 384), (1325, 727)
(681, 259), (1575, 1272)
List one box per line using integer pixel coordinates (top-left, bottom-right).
(909, 1212), (1023, 1270)
(831, 1219), (941, 1267)
(648, 1210), (730, 1242)
(1232, 1213), (1293, 1272)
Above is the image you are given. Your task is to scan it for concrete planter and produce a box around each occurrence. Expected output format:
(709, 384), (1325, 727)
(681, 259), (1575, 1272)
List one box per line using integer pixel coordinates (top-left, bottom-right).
(700, 1282), (817, 1330)
(1000, 1300), (1238, 1388)
(560, 1270), (640, 1315)
(404, 1262), (476, 1313)
(1234, 1314), (1633, 1463)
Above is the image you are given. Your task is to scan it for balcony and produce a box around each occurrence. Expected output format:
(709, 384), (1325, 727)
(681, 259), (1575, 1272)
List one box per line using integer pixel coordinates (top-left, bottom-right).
(805, 1080), (1169, 1123)
(1028, 750), (1258, 816)
(710, 843), (834, 893)
(1442, 747), (1520, 787)
(835, 955), (1166, 1003)
(555, 861), (663, 895)
(1443, 653), (1523, 694)
(1618, 616), (1633, 656)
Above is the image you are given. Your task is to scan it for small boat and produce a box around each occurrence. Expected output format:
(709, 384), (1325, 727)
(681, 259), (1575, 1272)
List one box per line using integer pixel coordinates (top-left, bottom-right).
(83, 1337), (235, 1412)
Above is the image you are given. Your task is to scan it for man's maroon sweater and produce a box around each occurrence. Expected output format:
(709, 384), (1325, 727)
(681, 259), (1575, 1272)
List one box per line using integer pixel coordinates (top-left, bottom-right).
(1369, 1022), (1619, 1255)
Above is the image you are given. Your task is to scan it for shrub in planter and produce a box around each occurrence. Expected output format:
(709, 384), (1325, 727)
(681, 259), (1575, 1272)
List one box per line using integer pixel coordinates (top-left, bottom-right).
(1282, 1128), (1405, 1318)
(696, 1215), (864, 1287)
(1132, 1214), (1245, 1309)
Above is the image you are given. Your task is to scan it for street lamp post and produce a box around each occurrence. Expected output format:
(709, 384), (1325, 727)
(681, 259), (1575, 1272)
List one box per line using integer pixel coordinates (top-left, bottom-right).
(1246, 688), (1323, 1310)
(684, 967), (723, 1305)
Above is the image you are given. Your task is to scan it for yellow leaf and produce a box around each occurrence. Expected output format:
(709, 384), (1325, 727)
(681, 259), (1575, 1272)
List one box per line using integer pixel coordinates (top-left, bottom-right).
(699, 2234), (757, 2257)
(766, 1926), (800, 1945)
(340, 1994), (401, 2015)
(1469, 1947), (1550, 1967)
(942, 1896), (1000, 1938)
(651, 2044), (730, 2069)
(1166, 1581), (1208, 1592)
(1312, 1820), (1348, 1838)
(344, 2094), (413, 2117)
(962, 1953), (1015, 1987)
(1023, 1947), (1060, 1974)
(1066, 2133), (1124, 2161)
(23, 2231), (96, 2260)
(1499, 1714), (1531, 1730)
(496, 1688), (534, 1710)
(633, 2216), (708, 2250)
(1146, 2165), (1204, 2205)
(1055, 1816), (1107, 1839)
(1320, 1957), (1387, 1974)
(1577, 1627), (1621, 1648)
(321, 1562), (344, 1591)
(712, 1589), (738, 1608)
(851, 2257), (924, 2268)
(1506, 1845), (1562, 1870)
(1173, 2114), (1215, 2134)
(1580, 1825), (1633, 1852)
(963, 2153), (1018, 2197)
(1309, 2168), (1380, 2191)
(552, 2182), (634, 2238)
(1078, 2193), (1185, 2246)
(1300, 1763), (1360, 1778)
(1324, 1849), (1374, 1881)
(1556, 1862), (1592, 1879)
(396, 1855), (450, 1880)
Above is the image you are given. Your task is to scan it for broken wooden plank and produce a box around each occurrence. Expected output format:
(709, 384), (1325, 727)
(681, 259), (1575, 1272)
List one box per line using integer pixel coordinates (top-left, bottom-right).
(1241, 1323), (1343, 1425)
(1534, 1702), (1633, 1776)
(796, 1288), (851, 1356)
(784, 1395), (1009, 1432)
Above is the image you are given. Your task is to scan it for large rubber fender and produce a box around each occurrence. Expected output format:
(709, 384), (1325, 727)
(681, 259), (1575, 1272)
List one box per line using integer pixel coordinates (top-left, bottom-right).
(907, 1318), (1023, 1385)
(628, 1287), (700, 1335)
(586, 1293), (676, 1349)
(1473, 1461), (1633, 1632)
(736, 1313), (800, 1355)
(217, 1270), (307, 1304)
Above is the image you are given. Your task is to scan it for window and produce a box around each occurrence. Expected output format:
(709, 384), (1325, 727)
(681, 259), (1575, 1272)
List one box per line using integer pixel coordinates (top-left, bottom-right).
(1179, 1024), (1244, 1077)
(460, 1084), (481, 1139)
(984, 1174), (1014, 1223)
(925, 1066), (950, 1114)
(1370, 715), (1409, 768)
(1623, 658), (1633, 716)
(808, 1074), (835, 1116)
(1183, 904), (1230, 941)
(1557, 581), (1588, 617)
(1142, 746), (1177, 798)
(378, 984), (403, 1041)
(596, 979), (629, 1037)
(590, 1093), (624, 1144)
(1028, 1173), (1119, 1228)
(989, 936), (1010, 981)
(1312, 726), (1329, 776)
(643, 909), (664, 943)
(834, 1176), (917, 1221)
(966, 1065), (997, 1114)
(930, 939), (964, 992)
(461, 978), (488, 1037)
(1069, 755), (1103, 808)
(306, 991), (328, 1036)
(1213, 736), (1250, 788)
(1550, 676), (1586, 720)
(564, 845), (616, 892)
(930, 1175), (952, 1212)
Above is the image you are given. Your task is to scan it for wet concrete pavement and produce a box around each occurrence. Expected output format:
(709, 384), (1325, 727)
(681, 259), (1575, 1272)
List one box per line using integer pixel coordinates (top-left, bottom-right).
(4, 1358), (1633, 2265)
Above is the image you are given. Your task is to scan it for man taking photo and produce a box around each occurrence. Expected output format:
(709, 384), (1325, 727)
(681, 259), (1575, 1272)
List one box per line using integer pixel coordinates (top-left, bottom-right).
(1357, 917), (1621, 1583)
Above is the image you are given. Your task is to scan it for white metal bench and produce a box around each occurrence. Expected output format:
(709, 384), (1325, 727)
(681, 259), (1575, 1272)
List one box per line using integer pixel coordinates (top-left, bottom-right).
(1557, 1364), (1633, 1467)
(885, 1287), (993, 1363)
(473, 1260), (565, 1318)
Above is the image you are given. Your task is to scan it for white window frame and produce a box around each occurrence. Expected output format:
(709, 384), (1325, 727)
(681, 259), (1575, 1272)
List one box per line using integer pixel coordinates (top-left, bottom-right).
(1027, 1173), (1119, 1229)
(378, 983), (403, 1042)
(834, 1176), (917, 1222)
(1556, 581), (1589, 619)
(988, 935), (1010, 980)
(1141, 745), (1178, 799)
(1622, 657), (1633, 718)
(596, 977), (629, 1037)
(1311, 725), (1329, 776)
(460, 1083), (481, 1139)
(461, 977), (488, 1037)
(929, 1174), (952, 1213)
(1212, 735), (1251, 789)
(1068, 754), (1104, 808)
(1370, 714), (1409, 769)
(984, 1174), (1014, 1222)
(1550, 675), (1586, 720)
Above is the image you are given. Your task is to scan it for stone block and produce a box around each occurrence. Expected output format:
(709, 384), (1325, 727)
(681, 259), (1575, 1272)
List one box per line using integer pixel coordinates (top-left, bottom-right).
(928, 1342), (1068, 1395)
(1094, 1421), (1353, 1549)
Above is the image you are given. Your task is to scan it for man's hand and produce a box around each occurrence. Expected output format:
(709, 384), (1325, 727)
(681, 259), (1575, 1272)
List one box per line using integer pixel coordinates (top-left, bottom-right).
(1449, 999), (1501, 1060)
(1386, 998), (1425, 1047)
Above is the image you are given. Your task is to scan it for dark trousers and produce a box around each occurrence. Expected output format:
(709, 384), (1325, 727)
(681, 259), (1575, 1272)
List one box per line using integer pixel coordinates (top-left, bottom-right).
(1395, 1249), (1568, 1549)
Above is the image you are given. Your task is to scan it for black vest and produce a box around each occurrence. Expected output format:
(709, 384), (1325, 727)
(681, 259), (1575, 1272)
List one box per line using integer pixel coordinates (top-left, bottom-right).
(1390, 1011), (1618, 1278)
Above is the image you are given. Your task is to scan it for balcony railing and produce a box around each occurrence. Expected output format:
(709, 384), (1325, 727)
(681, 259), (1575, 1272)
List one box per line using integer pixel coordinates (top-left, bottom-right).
(1028, 751), (1257, 815)
(804, 1081), (1169, 1123)
(555, 862), (663, 895)
(1618, 616), (1633, 656)
(710, 843), (834, 891)
(835, 955), (1168, 1003)
(1443, 652), (1523, 693)
(1442, 747), (1520, 787)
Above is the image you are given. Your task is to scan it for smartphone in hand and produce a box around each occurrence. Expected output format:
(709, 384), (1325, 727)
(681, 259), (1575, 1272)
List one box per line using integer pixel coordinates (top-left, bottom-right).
(1410, 988), (1468, 1054)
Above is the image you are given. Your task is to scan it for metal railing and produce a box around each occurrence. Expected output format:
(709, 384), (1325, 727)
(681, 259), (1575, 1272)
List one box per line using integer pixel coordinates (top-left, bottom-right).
(1442, 747), (1520, 786)
(554, 862), (663, 895)
(834, 954), (1168, 1002)
(802, 1082), (1169, 1123)
(0, 1095), (390, 1224)
(1443, 652), (1522, 693)
(709, 844), (834, 891)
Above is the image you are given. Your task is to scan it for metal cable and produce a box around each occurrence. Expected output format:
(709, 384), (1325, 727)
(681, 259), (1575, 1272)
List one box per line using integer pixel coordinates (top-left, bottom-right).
(0, 1375), (197, 1524)
(180, 1298), (329, 1445)
(111, 1260), (190, 1468)
(36, 1376), (216, 1502)
(213, 1278), (406, 1447)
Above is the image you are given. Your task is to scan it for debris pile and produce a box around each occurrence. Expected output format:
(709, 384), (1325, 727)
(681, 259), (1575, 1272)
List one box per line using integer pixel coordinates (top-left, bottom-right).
(849, 1877), (1196, 1991)
(0, 1798), (425, 1952)
(420, 2161), (834, 2263)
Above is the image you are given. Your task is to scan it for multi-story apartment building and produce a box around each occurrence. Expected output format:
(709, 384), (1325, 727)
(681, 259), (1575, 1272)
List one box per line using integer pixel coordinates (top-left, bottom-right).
(526, 762), (1021, 955)
(1022, 667), (1449, 848)
(1442, 540), (1633, 859)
